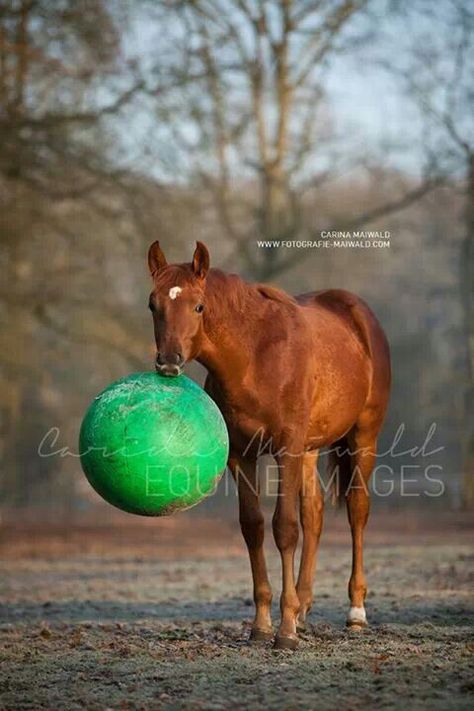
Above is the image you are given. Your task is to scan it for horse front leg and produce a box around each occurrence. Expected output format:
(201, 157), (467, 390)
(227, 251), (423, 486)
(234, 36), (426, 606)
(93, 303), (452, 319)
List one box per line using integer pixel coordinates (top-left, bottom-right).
(272, 449), (304, 650)
(228, 455), (273, 641)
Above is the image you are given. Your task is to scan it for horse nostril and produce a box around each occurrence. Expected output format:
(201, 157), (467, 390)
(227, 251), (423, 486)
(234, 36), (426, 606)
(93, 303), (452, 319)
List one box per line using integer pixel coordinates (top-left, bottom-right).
(156, 352), (184, 367)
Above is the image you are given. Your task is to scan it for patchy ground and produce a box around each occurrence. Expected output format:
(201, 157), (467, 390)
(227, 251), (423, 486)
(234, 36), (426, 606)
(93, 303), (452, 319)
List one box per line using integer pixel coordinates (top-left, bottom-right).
(0, 511), (473, 710)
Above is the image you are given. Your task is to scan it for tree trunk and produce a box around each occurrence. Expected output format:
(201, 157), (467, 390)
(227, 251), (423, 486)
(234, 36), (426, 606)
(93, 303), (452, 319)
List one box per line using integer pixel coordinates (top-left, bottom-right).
(461, 153), (474, 507)
(14, 0), (29, 113)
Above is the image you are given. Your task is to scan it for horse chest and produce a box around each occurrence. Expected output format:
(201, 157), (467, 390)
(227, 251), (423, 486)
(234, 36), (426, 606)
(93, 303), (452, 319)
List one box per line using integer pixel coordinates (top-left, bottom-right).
(204, 376), (282, 454)
(219, 396), (274, 447)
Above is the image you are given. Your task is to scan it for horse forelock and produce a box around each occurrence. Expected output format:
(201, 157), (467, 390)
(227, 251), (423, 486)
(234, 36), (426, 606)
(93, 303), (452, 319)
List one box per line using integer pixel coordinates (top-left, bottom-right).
(152, 264), (200, 292)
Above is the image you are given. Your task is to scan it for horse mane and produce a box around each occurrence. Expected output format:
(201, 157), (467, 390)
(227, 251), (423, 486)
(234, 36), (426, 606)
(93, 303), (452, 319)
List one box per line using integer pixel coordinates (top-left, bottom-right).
(255, 283), (297, 307)
(205, 269), (296, 316)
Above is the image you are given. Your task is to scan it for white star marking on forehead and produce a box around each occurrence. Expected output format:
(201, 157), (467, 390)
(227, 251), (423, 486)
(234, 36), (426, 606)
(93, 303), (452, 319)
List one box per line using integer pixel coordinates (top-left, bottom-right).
(168, 286), (182, 300)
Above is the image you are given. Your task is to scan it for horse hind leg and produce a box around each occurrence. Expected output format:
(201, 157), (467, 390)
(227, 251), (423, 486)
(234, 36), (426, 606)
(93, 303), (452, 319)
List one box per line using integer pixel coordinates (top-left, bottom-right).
(296, 451), (323, 630)
(344, 425), (378, 630)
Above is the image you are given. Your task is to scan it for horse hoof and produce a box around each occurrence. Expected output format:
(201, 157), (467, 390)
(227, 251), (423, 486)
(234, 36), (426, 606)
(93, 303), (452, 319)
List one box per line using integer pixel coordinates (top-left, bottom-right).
(249, 628), (273, 643)
(296, 620), (307, 633)
(346, 620), (368, 631)
(273, 634), (299, 651)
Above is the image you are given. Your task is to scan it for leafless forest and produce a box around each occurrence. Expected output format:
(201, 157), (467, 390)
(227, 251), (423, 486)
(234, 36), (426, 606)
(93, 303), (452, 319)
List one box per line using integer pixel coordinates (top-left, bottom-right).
(0, 2), (473, 708)
(0, 0), (472, 513)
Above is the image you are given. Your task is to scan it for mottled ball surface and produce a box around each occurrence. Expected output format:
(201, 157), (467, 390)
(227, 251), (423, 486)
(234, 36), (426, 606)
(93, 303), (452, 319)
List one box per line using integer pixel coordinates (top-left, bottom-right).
(79, 372), (229, 516)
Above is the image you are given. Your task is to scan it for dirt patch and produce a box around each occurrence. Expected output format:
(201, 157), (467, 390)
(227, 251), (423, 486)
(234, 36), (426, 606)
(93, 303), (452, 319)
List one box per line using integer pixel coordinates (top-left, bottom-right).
(0, 513), (473, 709)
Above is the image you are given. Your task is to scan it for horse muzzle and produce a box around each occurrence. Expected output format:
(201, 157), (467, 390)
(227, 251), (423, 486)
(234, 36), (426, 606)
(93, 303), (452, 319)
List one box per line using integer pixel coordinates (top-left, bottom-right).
(155, 352), (184, 377)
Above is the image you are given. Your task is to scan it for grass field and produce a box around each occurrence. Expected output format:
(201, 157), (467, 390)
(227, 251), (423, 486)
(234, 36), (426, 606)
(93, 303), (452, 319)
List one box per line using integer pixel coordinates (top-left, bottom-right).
(0, 511), (473, 710)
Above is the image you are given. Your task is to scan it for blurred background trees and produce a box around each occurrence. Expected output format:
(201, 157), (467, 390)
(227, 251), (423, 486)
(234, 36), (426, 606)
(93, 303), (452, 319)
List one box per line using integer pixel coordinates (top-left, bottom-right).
(377, 0), (474, 503)
(0, 0), (472, 513)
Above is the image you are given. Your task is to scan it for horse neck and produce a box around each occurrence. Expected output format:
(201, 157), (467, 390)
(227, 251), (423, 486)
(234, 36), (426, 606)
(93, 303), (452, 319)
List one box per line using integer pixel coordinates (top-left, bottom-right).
(197, 270), (257, 381)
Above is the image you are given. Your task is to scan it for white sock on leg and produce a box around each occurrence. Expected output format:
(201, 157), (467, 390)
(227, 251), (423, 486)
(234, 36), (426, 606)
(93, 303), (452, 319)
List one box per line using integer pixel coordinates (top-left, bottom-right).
(347, 606), (367, 625)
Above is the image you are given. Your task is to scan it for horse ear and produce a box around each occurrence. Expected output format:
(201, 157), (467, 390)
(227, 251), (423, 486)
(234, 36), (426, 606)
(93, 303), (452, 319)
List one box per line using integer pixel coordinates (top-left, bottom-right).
(148, 241), (167, 276)
(192, 241), (210, 279)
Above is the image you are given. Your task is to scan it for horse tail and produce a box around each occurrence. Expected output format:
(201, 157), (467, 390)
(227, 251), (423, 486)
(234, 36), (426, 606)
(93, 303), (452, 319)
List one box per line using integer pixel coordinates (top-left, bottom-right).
(327, 436), (352, 507)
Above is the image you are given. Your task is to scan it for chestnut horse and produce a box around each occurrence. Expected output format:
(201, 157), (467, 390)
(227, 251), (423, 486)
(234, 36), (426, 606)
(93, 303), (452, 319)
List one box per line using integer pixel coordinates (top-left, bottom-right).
(147, 241), (391, 650)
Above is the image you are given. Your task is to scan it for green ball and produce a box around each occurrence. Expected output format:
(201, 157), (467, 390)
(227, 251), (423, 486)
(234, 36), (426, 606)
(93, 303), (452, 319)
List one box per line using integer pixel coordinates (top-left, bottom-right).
(79, 372), (229, 516)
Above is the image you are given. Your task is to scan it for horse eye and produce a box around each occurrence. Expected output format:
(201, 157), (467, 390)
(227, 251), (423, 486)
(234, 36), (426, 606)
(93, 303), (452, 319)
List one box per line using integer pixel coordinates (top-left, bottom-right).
(195, 303), (204, 313)
(148, 300), (155, 313)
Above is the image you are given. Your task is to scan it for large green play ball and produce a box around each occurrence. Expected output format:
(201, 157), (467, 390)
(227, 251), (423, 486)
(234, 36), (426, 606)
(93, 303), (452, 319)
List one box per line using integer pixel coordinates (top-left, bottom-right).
(79, 372), (229, 516)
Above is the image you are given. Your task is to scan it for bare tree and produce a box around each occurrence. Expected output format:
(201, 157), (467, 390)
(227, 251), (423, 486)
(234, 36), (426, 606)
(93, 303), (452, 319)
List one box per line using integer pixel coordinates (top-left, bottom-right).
(137, 0), (441, 279)
(0, 0), (146, 195)
(381, 0), (474, 505)
(0, 1), (150, 506)
(0, 0), (154, 368)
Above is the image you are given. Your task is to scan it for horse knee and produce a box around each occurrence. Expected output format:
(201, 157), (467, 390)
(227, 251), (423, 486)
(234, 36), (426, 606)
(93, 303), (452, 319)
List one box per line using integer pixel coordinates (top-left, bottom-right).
(239, 508), (264, 549)
(272, 508), (299, 552)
